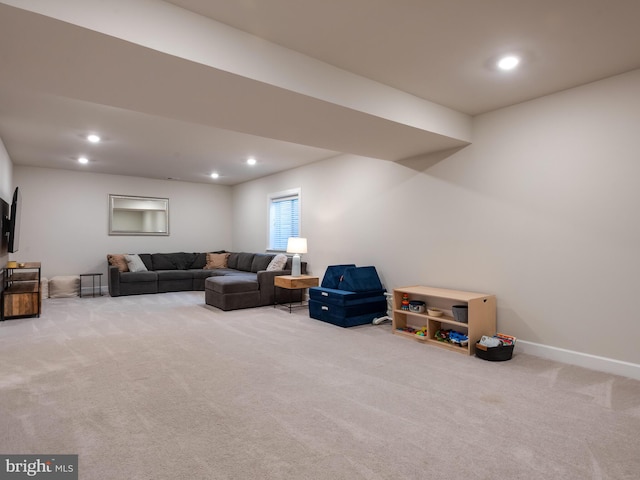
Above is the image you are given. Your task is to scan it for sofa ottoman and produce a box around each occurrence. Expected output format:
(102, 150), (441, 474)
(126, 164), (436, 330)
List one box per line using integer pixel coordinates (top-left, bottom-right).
(205, 276), (260, 311)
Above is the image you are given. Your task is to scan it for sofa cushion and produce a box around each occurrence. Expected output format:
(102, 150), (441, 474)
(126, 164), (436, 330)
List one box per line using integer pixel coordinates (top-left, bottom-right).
(251, 253), (275, 273)
(205, 276), (259, 294)
(177, 253), (197, 269)
(236, 252), (256, 272)
(201, 268), (230, 277)
(190, 269), (218, 280)
(218, 269), (254, 277)
(227, 252), (239, 269)
(156, 270), (193, 281)
(190, 253), (207, 269)
(139, 254), (153, 270)
(119, 271), (158, 283)
(151, 252), (196, 270)
(151, 253), (177, 270)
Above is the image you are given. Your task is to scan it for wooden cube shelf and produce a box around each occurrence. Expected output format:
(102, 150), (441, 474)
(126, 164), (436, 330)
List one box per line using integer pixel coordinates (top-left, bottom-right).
(392, 286), (496, 355)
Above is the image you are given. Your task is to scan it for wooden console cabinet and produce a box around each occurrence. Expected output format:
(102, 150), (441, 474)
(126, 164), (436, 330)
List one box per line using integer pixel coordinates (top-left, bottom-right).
(392, 286), (496, 355)
(2, 262), (41, 320)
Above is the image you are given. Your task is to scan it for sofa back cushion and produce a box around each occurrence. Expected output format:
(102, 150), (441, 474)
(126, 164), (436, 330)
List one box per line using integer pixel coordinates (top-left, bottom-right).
(227, 253), (239, 269)
(151, 252), (196, 270)
(235, 252), (256, 272)
(191, 253), (207, 269)
(251, 253), (275, 272)
(139, 254), (153, 271)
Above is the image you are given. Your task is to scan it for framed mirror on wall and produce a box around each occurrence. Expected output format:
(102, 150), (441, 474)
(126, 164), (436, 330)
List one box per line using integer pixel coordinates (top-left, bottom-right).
(109, 194), (169, 236)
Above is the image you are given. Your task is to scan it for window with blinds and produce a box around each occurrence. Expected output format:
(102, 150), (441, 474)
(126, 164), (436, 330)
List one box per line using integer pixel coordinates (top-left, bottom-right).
(268, 189), (300, 251)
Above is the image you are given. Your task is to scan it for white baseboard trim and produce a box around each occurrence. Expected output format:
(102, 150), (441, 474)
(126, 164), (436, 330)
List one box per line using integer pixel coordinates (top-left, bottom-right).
(516, 340), (640, 381)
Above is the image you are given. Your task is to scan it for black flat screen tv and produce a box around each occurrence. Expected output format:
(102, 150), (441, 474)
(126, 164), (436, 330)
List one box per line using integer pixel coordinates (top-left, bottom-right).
(7, 186), (21, 253)
(1, 196), (8, 255)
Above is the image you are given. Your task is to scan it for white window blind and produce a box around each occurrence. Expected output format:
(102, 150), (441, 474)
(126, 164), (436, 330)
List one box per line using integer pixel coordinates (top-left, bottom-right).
(269, 192), (300, 251)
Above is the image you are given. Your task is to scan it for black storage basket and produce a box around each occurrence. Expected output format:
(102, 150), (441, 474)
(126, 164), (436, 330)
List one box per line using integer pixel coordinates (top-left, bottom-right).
(475, 343), (514, 361)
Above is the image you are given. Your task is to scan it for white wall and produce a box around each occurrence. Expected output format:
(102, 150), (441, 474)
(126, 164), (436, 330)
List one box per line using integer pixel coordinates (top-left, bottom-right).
(6, 69), (639, 369)
(12, 166), (233, 278)
(232, 69), (640, 366)
(0, 136), (13, 267)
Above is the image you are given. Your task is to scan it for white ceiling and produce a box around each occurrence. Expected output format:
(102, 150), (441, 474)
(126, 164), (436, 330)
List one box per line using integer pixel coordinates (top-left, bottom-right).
(171, 0), (640, 115)
(1, 0), (640, 185)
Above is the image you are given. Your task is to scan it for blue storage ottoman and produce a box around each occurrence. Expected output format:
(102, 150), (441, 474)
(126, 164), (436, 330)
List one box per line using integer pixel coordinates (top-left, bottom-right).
(309, 265), (387, 328)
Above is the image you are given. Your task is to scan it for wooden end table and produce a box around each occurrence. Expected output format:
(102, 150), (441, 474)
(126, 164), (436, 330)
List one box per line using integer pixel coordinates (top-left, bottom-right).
(274, 275), (319, 313)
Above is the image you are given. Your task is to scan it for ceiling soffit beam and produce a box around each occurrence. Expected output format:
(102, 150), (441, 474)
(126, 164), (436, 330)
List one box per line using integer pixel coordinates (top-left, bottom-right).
(0, 0), (472, 159)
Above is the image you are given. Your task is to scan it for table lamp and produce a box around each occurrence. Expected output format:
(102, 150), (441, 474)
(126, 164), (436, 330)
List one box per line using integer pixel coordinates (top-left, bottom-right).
(286, 237), (307, 277)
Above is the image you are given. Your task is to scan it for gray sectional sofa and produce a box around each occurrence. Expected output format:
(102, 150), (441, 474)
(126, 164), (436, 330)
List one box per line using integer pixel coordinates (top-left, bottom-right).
(107, 251), (306, 311)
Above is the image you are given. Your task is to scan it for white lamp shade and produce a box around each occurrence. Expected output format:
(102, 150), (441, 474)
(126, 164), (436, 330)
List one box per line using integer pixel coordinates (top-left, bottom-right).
(286, 237), (307, 276)
(286, 237), (307, 254)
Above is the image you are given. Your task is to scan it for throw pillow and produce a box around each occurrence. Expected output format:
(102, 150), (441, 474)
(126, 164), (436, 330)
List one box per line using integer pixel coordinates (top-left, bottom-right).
(107, 254), (129, 272)
(125, 254), (148, 273)
(266, 253), (288, 271)
(204, 252), (230, 269)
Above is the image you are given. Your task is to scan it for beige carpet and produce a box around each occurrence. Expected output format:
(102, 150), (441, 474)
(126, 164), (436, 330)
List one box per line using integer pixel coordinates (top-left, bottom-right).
(1, 292), (639, 479)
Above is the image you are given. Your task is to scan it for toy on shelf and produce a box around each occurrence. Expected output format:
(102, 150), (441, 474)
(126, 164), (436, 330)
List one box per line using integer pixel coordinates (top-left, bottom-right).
(435, 329), (468, 347)
(401, 293), (410, 311)
(414, 326), (428, 338)
(399, 326), (416, 334)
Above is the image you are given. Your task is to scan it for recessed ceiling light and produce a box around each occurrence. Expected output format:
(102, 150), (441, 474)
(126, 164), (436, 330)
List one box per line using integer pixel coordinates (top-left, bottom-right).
(87, 134), (101, 143)
(247, 157), (257, 166)
(78, 156), (89, 164)
(497, 55), (520, 71)
(210, 172), (219, 179)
